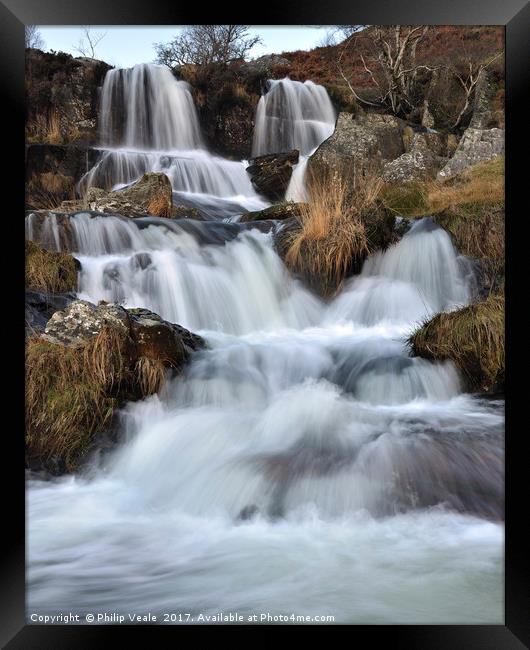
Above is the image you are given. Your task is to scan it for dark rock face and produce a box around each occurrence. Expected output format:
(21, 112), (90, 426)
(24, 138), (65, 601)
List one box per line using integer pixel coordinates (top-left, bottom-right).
(25, 290), (76, 338)
(240, 202), (306, 223)
(25, 143), (101, 209)
(246, 151), (300, 201)
(26, 49), (111, 144)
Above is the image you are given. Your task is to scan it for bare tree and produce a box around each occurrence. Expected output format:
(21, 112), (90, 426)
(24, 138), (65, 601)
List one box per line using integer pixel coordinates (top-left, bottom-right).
(154, 25), (262, 69)
(74, 26), (107, 59)
(336, 26), (438, 117)
(25, 25), (44, 50)
(450, 50), (502, 128)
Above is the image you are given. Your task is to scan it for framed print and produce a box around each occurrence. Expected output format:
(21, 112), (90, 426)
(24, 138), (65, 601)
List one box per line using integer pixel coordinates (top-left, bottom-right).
(2, 0), (529, 645)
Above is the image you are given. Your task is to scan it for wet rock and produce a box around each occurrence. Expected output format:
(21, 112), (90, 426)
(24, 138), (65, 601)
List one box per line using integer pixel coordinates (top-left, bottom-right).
(246, 150), (299, 201)
(240, 201), (306, 223)
(237, 505), (259, 521)
(25, 290), (76, 338)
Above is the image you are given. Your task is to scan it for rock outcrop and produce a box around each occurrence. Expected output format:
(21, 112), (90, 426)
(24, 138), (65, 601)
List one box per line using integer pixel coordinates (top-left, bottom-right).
(437, 127), (504, 181)
(246, 151), (300, 201)
(26, 49), (111, 144)
(44, 300), (205, 364)
(27, 300), (206, 474)
(308, 112), (406, 179)
(382, 131), (447, 183)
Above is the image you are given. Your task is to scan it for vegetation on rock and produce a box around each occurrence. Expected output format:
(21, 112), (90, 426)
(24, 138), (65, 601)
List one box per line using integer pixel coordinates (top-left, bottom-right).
(26, 300), (206, 473)
(409, 293), (504, 393)
(284, 166), (381, 297)
(25, 240), (79, 294)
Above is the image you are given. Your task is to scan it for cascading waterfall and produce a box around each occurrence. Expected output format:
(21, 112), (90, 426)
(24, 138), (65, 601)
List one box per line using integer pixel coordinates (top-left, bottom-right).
(27, 210), (503, 622)
(80, 64), (267, 217)
(252, 78), (336, 202)
(26, 68), (503, 624)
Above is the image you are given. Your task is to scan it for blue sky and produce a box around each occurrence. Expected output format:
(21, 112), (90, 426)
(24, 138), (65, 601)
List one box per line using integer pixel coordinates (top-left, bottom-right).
(36, 26), (333, 68)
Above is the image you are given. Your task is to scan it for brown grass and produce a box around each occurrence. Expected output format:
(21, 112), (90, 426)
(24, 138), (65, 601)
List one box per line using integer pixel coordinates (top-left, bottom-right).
(409, 292), (504, 392)
(381, 156), (504, 218)
(285, 166), (379, 296)
(147, 192), (172, 218)
(26, 326), (168, 472)
(25, 240), (78, 293)
(26, 108), (63, 145)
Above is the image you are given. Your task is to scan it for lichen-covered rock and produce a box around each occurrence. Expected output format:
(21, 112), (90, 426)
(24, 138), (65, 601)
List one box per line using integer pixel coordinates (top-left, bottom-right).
(25, 290), (76, 339)
(43, 300), (130, 346)
(246, 151), (299, 201)
(437, 128), (504, 180)
(83, 173), (173, 218)
(240, 202), (306, 223)
(469, 70), (497, 130)
(308, 112), (406, 178)
(382, 132), (446, 183)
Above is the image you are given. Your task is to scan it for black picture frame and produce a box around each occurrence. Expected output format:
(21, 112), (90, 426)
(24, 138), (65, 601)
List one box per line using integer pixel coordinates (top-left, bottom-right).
(3, 1), (529, 645)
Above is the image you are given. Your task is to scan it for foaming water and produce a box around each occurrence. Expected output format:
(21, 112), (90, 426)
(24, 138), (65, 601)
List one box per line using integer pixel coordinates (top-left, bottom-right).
(27, 211), (503, 623)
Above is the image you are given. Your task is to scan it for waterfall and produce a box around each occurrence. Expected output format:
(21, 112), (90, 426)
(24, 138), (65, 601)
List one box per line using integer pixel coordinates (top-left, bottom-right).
(99, 64), (204, 150)
(252, 78), (336, 157)
(27, 66), (503, 624)
(81, 63), (267, 216)
(251, 78), (336, 202)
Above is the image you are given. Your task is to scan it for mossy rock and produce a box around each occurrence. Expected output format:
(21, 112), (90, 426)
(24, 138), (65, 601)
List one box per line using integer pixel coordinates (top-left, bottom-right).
(409, 293), (504, 393)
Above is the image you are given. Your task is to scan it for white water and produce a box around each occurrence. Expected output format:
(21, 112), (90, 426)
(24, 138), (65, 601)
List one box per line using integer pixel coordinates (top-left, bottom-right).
(80, 63), (267, 217)
(252, 78), (337, 203)
(27, 213), (503, 623)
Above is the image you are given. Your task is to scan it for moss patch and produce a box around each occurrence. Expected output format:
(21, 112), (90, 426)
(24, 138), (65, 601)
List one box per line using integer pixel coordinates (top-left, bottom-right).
(409, 293), (504, 393)
(26, 240), (79, 293)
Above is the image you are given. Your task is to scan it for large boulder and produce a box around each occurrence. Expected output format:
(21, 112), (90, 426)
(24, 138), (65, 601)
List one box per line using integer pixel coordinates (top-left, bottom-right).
(437, 127), (504, 181)
(43, 300), (205, 367)
(308, 112), (406, 178)
(246, 151), (300, 201)
(27, 300), (205, 474)
(382, 132), (447, 183)
(82, 173), (174, 218)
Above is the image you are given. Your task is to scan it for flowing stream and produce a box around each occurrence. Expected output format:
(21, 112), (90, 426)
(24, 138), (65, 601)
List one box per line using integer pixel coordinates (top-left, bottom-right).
(26, 65), (503, 624)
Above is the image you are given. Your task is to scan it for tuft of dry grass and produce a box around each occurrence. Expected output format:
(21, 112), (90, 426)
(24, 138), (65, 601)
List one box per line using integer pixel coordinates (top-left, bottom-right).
(134, 356), (167, 396)
(25, 240), (79, 293)
(285, 165), (380, 296)
(147, 192), (172, 218)
(26, 326), (168, 472)
(26, 109), (63, 145)
(409, 292), (504, 392)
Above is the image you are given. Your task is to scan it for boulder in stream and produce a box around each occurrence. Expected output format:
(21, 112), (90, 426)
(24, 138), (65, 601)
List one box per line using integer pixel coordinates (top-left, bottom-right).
(27, 300), (206, 474)
(246, 150), (300, 201)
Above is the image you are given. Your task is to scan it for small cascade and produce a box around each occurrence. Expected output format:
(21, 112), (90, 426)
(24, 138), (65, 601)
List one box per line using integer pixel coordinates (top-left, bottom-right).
(99, 64), (203, 150)
(252, 78), (336, 157)
(252, 78), (336, 201)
